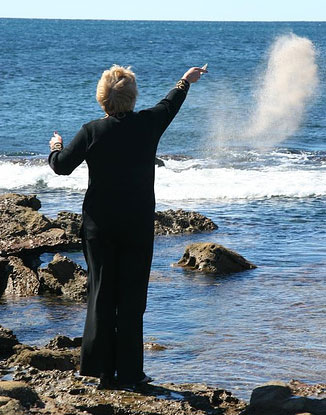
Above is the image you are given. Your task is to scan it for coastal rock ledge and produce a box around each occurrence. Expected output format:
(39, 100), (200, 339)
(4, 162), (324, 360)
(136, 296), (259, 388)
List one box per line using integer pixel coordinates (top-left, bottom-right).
(1, 327), (326, 414)
(0, 194), (80, 257)
(0, 194), (217, 258)
(176, 242), (257, 275)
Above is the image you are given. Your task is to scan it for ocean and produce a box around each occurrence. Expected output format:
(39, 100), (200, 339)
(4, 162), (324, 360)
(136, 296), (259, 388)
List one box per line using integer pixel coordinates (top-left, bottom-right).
(0, 18), (326, 399)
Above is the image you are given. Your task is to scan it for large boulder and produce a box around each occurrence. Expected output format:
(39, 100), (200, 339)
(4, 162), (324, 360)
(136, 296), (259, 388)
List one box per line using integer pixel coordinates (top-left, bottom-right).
(243, 382), (326, 414)
(0, 326), (20, 358)
(38, 254), (87, 301)
(0, 194), (81, 257)
(176, 242), (256, 275)
(1, 256), (40, 297)
(155, 209), (217, 235)
(9, 348), (79, 372)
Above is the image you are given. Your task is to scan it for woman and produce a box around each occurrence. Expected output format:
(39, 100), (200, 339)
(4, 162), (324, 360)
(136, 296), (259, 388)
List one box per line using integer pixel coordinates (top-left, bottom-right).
(49, 64), (206, 388)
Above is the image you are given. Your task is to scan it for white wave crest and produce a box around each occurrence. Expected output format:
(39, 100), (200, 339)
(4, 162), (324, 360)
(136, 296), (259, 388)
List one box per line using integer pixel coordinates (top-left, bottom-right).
(0, 158), (325, 202)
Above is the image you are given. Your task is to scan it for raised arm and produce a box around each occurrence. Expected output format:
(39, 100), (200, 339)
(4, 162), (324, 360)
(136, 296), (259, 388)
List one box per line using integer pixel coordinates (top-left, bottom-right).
(143, 66), (207, 138)
(48, 127), (88, 175)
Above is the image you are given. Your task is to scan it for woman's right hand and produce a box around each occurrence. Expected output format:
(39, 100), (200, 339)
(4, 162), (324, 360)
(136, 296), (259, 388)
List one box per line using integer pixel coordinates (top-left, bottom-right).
(182, 67), (208, 84)
(49, 131), (63, 151)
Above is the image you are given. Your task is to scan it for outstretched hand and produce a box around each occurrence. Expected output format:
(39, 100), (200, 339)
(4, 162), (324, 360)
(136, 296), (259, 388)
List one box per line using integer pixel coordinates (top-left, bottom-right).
(49, 131), (63, 151)
(182, 67), (208, 84)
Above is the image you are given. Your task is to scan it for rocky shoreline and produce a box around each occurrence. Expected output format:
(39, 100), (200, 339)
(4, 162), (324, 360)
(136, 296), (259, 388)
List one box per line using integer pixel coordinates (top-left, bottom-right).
(0, 193), (218, 258)
(1, 326), (326, 415)
(0, 193), (281, 414)
(0, 193), (257, 300)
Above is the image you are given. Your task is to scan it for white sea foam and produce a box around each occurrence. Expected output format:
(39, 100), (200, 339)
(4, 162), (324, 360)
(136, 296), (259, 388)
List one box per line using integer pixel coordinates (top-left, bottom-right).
(1, 157), (325, 202)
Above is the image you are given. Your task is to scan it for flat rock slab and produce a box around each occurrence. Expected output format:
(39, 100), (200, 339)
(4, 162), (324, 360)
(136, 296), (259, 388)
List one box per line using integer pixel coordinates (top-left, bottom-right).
(54, 208), (218, 239)
(0, 381), (39, 408)
(176, 242), (257, 274)
(0, 194), (80, 257)
(155, 209), (218, 235)
(0, 396), (26, 415)
(12, 368), (247, 415)
(8, 347), (80, 372)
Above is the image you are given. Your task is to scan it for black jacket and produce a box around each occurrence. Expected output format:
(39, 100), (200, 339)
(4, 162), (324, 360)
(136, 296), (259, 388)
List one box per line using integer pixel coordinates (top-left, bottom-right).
(49, 86), (188, 238)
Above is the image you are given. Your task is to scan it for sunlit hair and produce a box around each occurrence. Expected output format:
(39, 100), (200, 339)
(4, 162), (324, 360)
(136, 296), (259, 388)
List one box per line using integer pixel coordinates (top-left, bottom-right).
(96, 65), (138, 114)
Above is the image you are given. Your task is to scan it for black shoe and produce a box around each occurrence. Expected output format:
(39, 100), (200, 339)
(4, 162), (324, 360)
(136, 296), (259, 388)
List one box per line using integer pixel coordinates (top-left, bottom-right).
(97, 374), (116, 390)
(118, 374), (154, 390)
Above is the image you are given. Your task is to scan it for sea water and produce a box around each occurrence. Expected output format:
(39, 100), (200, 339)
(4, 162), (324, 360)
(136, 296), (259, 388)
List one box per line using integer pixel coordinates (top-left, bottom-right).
(0, 19), (326, 399)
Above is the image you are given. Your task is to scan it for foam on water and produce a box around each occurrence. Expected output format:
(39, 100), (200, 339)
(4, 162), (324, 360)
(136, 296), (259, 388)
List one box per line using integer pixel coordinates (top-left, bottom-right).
(1, 154), (325, 202)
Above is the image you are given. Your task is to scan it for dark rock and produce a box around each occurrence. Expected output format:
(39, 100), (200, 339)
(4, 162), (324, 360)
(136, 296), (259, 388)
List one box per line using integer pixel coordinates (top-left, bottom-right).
(0, 381), (39, 407)
(155, 157), (165, 167)
(0, 257), (9, 293)
(53, 211), (82, 240)
(1, 256), (40, 297)
(0, 193), (41, 211)
(242, 382), (326, 415)
(155, 209), (217, 235)
(38, 254), (87, 301)
(45, 335), (82, 350)
(144, 342), (168, 351)
(0, 326), (20, 358)
(176, 242), (256, 275)
(160, 154), (193, 161)
(0, 194), (81, 257)
(54, 208), (217, 237)
(9, 348), (79, 372)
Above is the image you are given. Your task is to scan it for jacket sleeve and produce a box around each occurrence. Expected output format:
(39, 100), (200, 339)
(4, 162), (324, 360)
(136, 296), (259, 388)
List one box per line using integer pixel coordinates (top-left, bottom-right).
(140, 82), (190, 141)
(48, 126), (88, 175)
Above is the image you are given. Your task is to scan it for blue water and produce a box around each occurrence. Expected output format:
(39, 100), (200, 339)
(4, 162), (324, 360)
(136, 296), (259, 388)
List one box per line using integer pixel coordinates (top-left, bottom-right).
(1, 19), (326, 400)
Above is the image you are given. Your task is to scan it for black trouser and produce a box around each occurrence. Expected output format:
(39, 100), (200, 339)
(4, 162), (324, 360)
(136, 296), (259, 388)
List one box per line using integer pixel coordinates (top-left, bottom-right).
(79, 219), (154, 383)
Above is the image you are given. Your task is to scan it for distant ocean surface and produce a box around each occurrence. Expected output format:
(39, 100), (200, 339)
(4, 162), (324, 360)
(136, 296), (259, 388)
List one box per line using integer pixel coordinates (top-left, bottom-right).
(1, 19), (326, 399)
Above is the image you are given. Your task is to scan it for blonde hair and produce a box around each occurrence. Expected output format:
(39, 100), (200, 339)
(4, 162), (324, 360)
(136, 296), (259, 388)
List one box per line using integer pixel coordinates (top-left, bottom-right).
(96, 65), (137, 114)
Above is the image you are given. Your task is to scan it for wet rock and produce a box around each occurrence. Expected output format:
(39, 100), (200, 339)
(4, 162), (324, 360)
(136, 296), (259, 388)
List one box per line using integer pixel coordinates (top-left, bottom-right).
(155, 157), (165, 167)
(0, 326), (20, 358)
(1, 256), (40, 297)
(14, 367), (247, 415)
(0, 194), (81, 257)
(38, 254), (87, 301)
(0, 381), (39, 407)
(155, 209), (217, 235)
(242, 382), (326, 415)
(9, 348), (79, 372)
(160, 154), (193, 161)
(176, 242), (257, 274)
(144, 342), (168, 351)
(0, 396), (26, 415)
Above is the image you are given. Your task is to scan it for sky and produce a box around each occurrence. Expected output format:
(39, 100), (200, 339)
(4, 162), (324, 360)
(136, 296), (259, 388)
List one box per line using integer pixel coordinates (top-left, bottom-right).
(1, 0), (326, 21)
